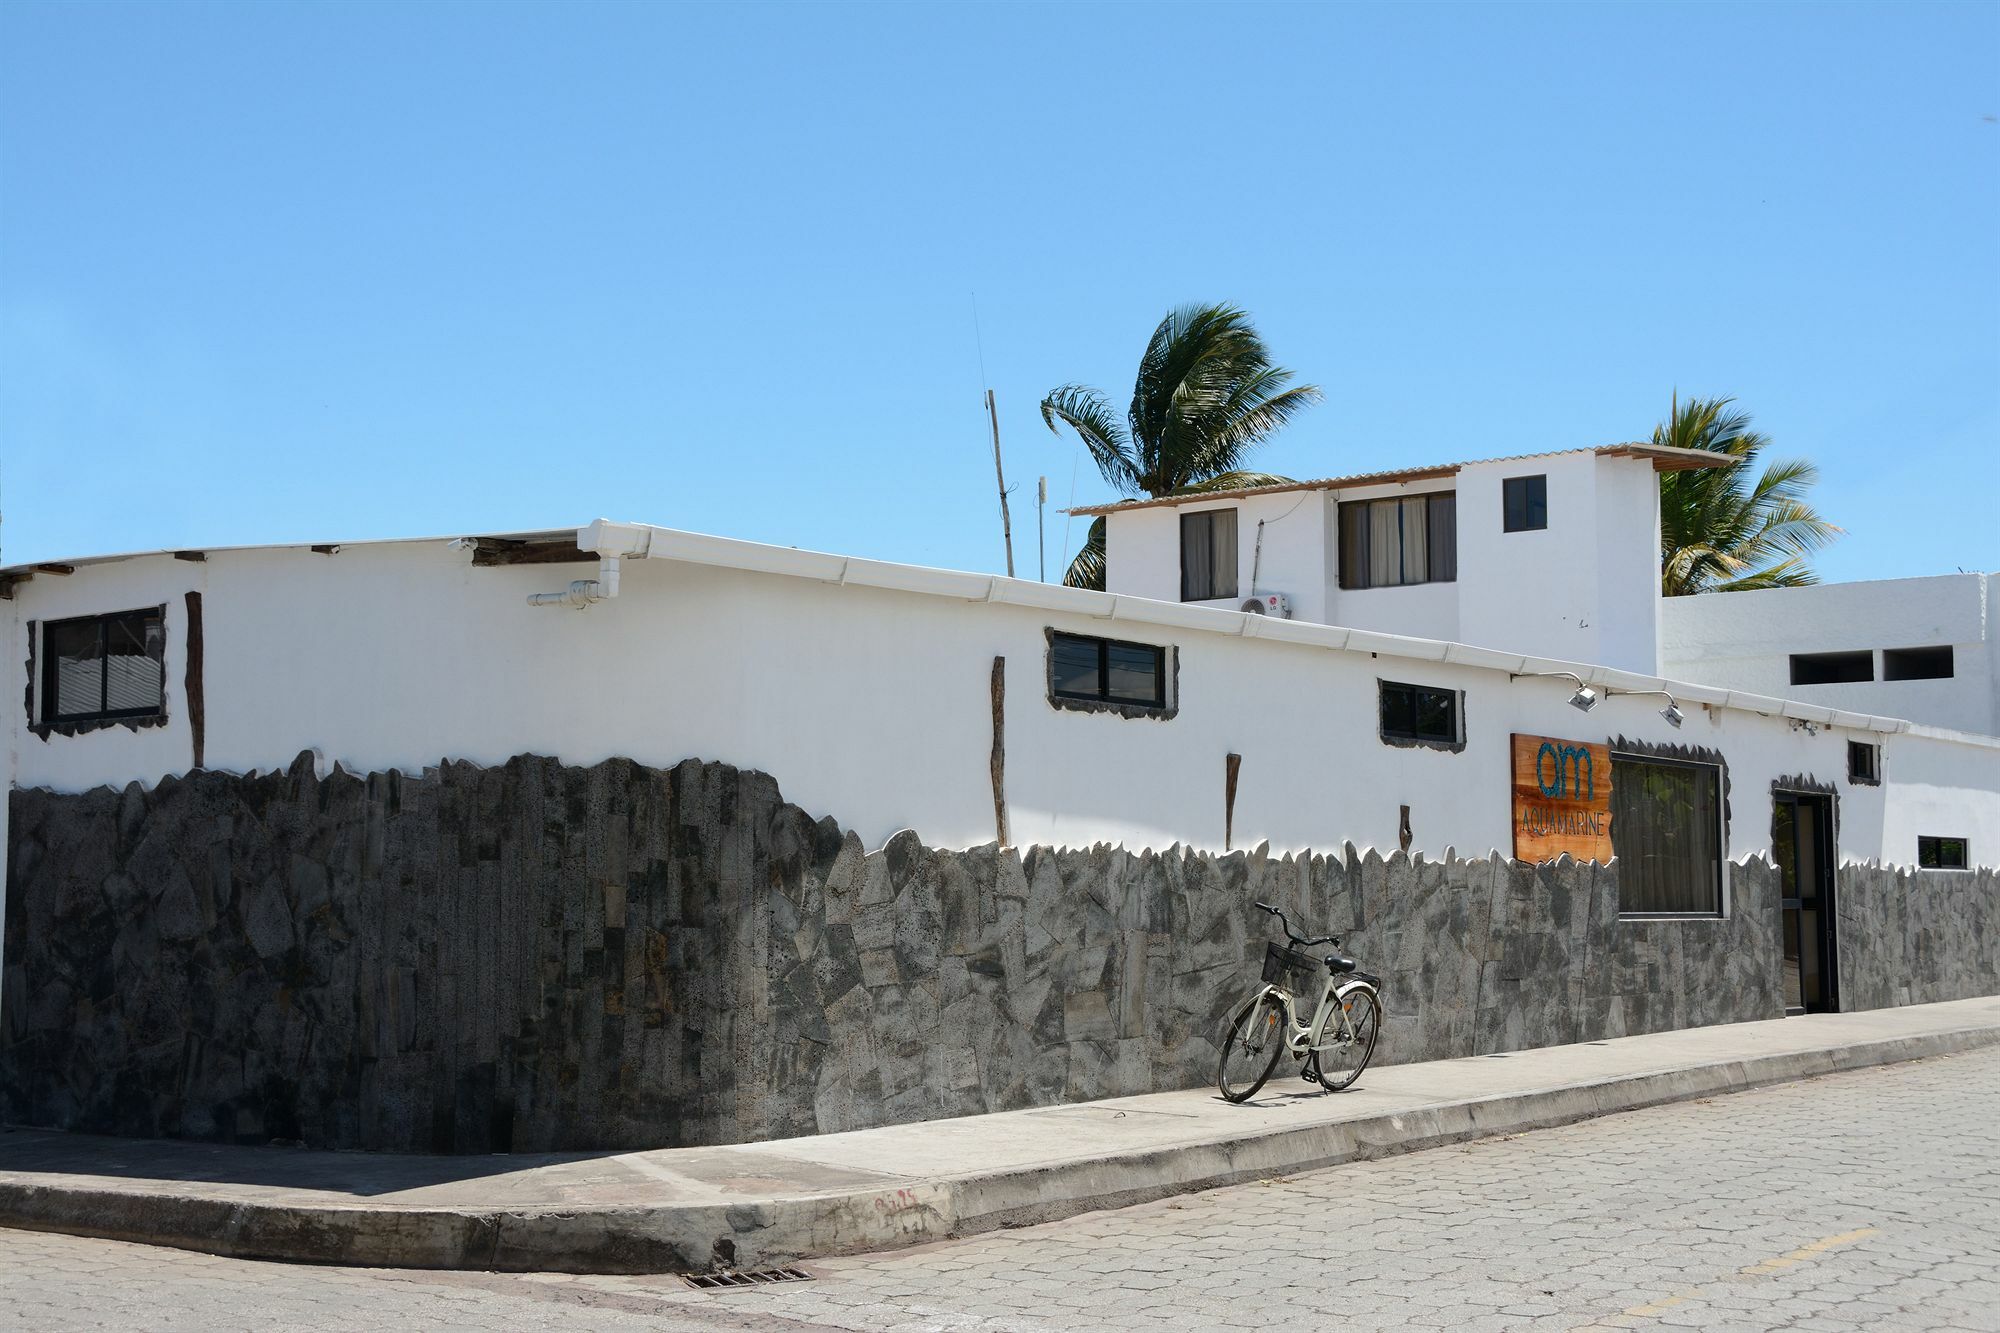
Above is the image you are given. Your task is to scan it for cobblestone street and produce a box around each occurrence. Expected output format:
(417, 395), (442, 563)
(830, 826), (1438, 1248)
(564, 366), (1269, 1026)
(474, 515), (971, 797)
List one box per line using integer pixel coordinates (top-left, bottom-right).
(4, 1047), (1998, 1332)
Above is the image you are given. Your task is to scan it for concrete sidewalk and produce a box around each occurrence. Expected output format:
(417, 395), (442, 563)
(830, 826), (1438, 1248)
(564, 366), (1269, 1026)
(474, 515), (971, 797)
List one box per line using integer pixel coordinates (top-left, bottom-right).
(3, 996), (1997, 1275)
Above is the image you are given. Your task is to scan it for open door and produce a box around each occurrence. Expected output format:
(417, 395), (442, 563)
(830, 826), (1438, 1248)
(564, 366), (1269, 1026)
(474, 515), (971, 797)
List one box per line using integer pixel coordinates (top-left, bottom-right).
(1773, 791), (1839, 1014)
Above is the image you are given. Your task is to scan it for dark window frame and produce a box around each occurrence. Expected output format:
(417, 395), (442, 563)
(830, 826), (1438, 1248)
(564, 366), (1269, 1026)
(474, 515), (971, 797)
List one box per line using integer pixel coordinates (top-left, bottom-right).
(1610, 750), (1727, 919)
(1790, 651), (1873, 686)
(39, 606), (167, 725)
(1046, 629), (1174, 719)
(1377, 678), (1464, 751)
(1178, 507), (1239, 602)
(1846, 740), (1880, 786)
(1917, 836), (1969, 871)
(1883, 645), (1954, 681)
(1337, 491), (1458, 591)
(1502, 474), (1548, 533)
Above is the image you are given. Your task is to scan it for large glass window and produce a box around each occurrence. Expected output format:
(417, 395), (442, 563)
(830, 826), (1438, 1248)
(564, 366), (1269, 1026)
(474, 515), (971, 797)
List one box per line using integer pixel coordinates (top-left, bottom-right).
(1610, 754), (1723, 915)
(1338, 493), (1456, 589)
(41, 608), (166, 724)
(1179, 508), (1239, 601)
(1049, 632), (1168, 711)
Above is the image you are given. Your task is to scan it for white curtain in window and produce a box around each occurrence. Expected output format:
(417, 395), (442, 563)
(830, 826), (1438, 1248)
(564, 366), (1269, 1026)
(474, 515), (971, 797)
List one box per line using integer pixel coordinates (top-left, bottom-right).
(1399, 497), (1428, 584)
(1368, 500), (1402, 586)
(1209, 509), (1238, 599)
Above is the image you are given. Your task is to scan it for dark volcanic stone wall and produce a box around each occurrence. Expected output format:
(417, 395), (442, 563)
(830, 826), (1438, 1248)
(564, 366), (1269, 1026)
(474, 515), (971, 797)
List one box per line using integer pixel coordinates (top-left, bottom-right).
(2, 754), (1992, 1153)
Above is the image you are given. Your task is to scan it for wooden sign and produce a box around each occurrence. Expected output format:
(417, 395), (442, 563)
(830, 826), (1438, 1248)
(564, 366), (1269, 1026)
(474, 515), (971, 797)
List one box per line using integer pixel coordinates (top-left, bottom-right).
(1511, 733), (1613, 864)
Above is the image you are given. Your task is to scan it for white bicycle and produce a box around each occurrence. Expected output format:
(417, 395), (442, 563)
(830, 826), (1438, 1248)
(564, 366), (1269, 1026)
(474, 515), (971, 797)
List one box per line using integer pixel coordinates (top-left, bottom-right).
(1217, 901), (1383, 1102)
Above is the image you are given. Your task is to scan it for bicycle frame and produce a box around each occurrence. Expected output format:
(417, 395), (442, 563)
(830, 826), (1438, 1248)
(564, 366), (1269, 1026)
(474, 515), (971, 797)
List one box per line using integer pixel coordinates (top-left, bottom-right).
(1248, 972), (1380, 1056)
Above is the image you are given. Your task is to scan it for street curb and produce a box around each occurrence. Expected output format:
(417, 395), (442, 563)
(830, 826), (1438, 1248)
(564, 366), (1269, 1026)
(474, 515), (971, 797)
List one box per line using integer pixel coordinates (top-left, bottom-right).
(2, 1023), (1995, 1273)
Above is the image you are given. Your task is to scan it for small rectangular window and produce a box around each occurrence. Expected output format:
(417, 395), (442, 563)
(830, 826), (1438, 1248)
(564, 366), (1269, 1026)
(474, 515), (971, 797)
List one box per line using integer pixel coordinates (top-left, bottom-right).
(1883, 646), (1953, 681)
(1338, 493), (1457, 590)
(1179, 508), (1238, 601)
(1790, 651), (1872, 686)
(1846, 741), (1879, 786)
(40, 608), (166, 724)
(1378, 679), (1461, 747)
(1611, 754), (1724, 915)
(1049, 632), (1168, 712)
(1502, 475), (1547, 532)
(1917, 836), (1969, 870)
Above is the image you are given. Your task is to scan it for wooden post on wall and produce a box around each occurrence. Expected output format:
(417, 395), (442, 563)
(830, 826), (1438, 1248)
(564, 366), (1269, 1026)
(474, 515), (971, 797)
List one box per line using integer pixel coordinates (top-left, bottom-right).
(1225, 752), (1242, 851)
(184, 590), (205, 770)
(990, 656), (1009, 847)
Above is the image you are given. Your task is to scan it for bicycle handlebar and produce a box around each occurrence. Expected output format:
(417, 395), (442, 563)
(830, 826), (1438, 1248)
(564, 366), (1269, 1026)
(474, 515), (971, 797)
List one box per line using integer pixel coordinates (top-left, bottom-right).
(1252, 901), (1340, 949)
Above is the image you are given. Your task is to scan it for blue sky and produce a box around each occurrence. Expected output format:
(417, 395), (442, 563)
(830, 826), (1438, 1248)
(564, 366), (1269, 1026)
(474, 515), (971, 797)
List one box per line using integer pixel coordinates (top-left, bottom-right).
(2, 1), (1995, 582)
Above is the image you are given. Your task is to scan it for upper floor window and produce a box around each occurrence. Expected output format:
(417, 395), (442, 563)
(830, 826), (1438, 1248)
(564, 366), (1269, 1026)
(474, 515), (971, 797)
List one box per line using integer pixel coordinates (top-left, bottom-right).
(1338, 493), (1457, 590)
(1883, 646), (1953, 681)
(1049, 630), (1171, 715)
(1503, 475), (1548, 532)
(41, 607), (165, 723)
(1179, 508), (1238, 601)
(1790, 651), (1871, 686)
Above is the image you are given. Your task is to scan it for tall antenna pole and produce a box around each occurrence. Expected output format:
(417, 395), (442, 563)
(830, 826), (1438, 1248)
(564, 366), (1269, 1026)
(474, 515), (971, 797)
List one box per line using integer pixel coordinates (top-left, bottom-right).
(1036, 477), (1047, 582)
(987, 389), (1014, 577)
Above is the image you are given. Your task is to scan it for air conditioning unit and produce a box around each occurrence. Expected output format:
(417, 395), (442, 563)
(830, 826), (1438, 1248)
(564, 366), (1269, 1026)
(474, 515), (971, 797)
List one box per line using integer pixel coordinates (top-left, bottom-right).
(1240, 593), (1292, 619)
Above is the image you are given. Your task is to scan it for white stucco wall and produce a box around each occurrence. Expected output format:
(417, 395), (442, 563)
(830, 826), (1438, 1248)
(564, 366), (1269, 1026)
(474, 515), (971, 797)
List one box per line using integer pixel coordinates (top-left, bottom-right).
(1102, 452), (1666, 674)
(1662, 574), (1997, 738)
(6, 529), (1996, 876)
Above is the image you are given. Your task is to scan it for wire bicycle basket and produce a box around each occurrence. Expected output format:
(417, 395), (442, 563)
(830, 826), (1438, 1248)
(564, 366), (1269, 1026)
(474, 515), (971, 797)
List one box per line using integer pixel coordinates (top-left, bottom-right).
(1261, 940), (1318, 993)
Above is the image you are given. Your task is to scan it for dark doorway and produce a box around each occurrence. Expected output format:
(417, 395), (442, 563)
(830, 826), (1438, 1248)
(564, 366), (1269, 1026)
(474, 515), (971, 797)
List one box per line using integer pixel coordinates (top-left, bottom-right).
(1773, 791), (1839, 1014)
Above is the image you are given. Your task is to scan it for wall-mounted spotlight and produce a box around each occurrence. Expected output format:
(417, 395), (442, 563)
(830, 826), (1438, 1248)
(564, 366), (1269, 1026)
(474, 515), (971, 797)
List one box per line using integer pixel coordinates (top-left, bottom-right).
(1606, 686), (1685, 729)
(1512, 670), (1599, 713)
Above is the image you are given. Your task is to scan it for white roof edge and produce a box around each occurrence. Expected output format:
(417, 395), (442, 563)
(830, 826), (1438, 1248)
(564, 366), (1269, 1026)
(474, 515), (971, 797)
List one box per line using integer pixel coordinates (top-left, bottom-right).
(611, 523), (2000, 749)
(14, 519), (1997, 752)
(2, 526), (581, 575)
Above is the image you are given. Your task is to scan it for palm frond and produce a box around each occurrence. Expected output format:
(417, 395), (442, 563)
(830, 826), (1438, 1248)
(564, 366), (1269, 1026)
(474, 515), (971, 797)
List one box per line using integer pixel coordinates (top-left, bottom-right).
(1656, 395), (1838, 595)
(1040, 384), (1139, 495)
(1063, 516), (1106, 590)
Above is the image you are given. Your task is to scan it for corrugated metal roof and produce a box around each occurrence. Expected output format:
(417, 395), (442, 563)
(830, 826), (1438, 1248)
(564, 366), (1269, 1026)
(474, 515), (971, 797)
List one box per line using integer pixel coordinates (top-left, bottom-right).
(1062, 443), (1733, 517)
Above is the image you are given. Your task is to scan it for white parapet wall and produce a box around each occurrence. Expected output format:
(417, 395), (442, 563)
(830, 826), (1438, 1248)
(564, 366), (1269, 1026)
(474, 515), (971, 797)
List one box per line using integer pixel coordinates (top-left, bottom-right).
(1662, 574), (1997, 739)
(5, 524), (1996, 870)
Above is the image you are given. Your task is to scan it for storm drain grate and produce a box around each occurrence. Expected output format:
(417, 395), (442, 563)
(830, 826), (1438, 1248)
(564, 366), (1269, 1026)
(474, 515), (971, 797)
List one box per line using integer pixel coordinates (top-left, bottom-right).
(683, 1267), (815, 1291)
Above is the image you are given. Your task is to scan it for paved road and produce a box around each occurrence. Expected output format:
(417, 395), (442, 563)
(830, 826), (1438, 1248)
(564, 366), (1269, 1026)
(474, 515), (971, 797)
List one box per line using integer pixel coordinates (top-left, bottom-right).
(4, 1046), (1998, 1332)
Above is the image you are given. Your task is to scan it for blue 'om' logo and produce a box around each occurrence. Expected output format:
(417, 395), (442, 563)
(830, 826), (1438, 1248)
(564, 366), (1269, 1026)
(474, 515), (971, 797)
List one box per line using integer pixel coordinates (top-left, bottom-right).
(1536, 741), (1594, 800)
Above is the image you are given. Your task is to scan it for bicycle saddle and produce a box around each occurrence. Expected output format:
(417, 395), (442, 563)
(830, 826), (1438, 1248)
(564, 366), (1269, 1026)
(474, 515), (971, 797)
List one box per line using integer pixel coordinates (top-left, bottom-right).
(1323, 952), (1357, 974)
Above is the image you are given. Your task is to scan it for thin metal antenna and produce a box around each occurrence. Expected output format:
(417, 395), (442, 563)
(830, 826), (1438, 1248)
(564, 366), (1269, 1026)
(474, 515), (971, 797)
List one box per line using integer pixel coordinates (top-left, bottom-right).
(987, 389), (1014, 577)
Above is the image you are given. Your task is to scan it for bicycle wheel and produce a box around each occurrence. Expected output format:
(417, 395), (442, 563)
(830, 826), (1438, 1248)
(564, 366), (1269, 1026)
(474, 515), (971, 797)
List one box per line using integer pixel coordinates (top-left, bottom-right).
(1217, 992), (1287, 1103)
(1310, 986), (1381, 1092)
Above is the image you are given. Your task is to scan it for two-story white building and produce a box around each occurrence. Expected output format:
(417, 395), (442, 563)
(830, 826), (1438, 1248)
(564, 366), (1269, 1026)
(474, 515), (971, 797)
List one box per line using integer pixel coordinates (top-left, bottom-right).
(1075, 443), (1718, 676)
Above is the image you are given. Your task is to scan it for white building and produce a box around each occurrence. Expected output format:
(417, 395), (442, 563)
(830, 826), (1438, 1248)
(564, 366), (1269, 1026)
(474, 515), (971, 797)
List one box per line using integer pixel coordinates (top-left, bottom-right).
(1076, 444), (1721, 676)
(1661, 573), (1997, 739)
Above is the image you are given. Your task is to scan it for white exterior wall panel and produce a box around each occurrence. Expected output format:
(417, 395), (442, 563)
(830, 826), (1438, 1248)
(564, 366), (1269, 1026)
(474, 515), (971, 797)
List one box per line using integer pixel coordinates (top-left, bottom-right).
(7, 533), (1996, 871)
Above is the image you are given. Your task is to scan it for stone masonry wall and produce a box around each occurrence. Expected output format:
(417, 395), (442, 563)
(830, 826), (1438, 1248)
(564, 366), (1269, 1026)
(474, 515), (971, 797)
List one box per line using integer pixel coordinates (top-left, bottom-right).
(3, 753), (1994, 1153)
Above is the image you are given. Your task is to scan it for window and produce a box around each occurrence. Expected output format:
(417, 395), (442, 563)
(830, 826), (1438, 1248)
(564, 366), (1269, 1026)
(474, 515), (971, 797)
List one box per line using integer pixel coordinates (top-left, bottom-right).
(1378, 679), (1461, 747)
(1847, 741), (1879, 786)
(1502, 475), (1547, 532)
(1883, 646), (1953, 681)
(1917, 836), (1968, 870)
(1790, 651), (1872, 686)
(40, 608), (166, 724)
(1337, 492), (1457, 590)
(1179, 508), (1238, 601)
(1610, 753), (1723, 915)
(1049, 631), (1168, 711)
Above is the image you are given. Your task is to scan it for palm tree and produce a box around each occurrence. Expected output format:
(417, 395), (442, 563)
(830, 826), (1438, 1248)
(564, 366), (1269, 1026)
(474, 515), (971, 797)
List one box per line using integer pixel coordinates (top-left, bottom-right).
(1656, 394), (1840, 595)
(1042, 303), (1322, 589)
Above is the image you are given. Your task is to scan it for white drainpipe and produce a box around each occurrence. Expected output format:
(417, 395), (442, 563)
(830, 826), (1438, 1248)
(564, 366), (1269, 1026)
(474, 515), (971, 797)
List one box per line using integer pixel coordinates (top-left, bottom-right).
(527, 520), (652, 608)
